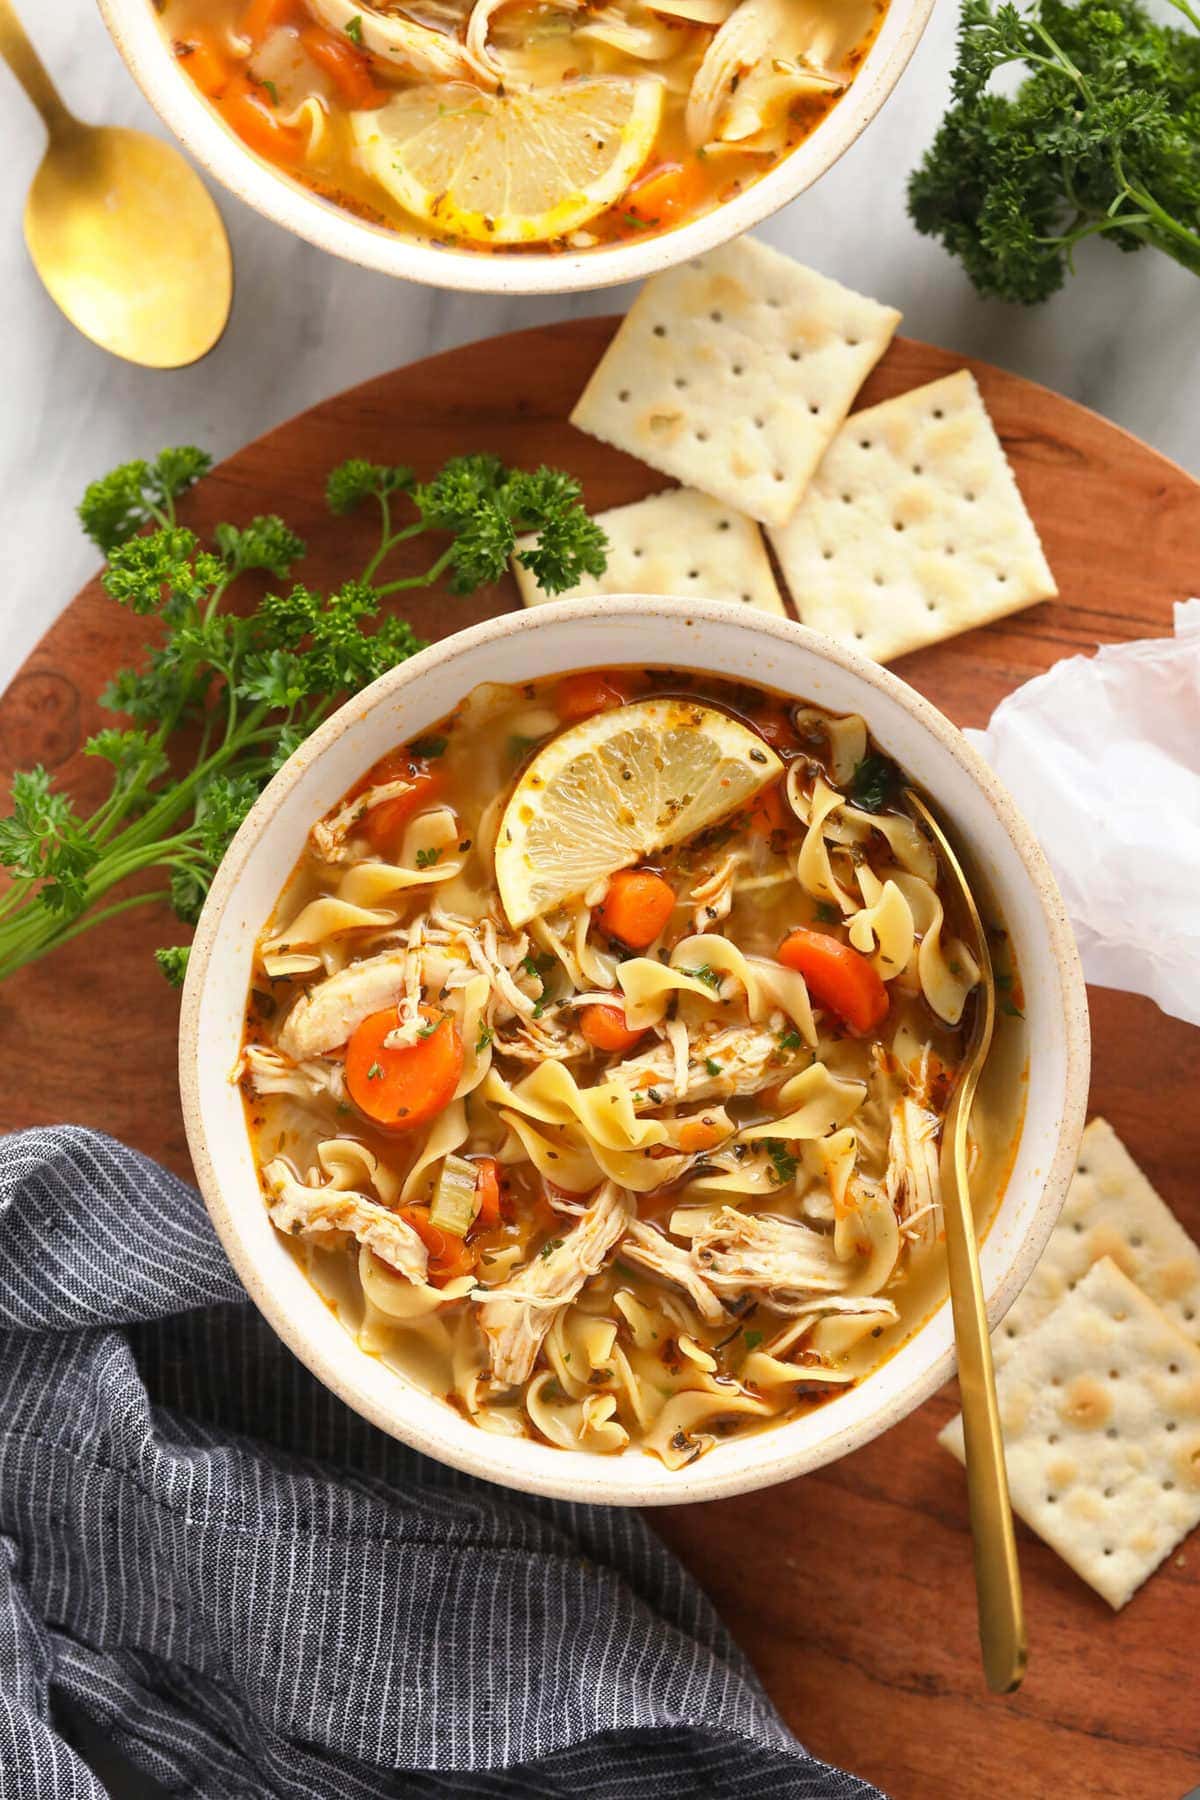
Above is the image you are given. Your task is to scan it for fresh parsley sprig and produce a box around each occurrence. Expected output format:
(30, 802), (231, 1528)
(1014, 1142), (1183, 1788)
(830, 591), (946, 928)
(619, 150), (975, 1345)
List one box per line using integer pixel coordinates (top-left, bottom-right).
(908, 0), (1200, 303)
(0, 446), (607, 987)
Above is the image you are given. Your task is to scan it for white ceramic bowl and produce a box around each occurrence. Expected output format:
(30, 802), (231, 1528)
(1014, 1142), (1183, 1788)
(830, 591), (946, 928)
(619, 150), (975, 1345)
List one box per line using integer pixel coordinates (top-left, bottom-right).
(181, 598), (1090, 1504)
(98, 0), (934, 295)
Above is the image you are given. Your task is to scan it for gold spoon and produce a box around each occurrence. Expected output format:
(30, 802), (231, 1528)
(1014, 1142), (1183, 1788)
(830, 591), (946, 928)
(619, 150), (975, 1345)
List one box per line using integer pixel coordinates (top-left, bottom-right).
(0, 0), (232, 367)
(905, 787), (1027, 1695)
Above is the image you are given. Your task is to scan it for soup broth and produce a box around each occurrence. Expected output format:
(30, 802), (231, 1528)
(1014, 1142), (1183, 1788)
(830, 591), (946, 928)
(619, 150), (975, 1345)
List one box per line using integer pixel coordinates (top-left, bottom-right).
(241, 667), (1024, 1469)
(159, 0), (887, 253)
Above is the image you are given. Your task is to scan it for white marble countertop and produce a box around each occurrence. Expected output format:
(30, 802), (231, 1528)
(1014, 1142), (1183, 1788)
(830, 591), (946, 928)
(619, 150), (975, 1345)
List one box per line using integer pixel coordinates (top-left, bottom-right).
(2, 0), (1198, 697)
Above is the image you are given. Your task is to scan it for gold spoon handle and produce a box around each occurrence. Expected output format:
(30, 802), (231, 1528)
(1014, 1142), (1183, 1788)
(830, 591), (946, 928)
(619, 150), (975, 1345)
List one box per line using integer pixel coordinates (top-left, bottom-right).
(942, 1092), (1027, 1693)
(903, 788), (1026, 1694)
(0, 0), (76, 139)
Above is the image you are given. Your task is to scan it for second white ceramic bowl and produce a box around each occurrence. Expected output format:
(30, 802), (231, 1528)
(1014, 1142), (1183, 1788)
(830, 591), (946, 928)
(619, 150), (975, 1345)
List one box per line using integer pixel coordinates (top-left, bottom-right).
(181, 598), (1090, 1504)
(98, 0), (934, 295)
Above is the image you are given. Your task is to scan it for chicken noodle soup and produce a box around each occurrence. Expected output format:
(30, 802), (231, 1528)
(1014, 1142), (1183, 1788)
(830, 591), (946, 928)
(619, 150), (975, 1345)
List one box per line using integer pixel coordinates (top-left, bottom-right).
(241, 668), (1023, 1468)
(160, 0), (887, 251)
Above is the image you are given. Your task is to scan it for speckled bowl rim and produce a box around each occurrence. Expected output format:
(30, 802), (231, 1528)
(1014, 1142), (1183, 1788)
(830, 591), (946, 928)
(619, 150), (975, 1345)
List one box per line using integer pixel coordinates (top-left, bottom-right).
(97, 0), (935, 296)
(180, 597), (1090, 1505)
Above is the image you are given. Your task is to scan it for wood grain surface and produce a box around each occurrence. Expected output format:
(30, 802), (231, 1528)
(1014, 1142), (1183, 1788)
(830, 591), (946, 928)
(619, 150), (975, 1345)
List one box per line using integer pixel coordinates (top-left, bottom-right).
(2, 318), (1198, 1800)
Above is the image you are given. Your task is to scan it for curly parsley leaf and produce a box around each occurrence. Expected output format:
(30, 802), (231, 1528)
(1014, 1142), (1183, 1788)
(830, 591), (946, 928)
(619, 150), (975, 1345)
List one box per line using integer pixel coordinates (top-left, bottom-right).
(2, 442), (607, 986)
(155, 945), (191, 987)
(78, 447), (212, 553)
(909, 0), (1200, 304)
(326, 460), (415, 516)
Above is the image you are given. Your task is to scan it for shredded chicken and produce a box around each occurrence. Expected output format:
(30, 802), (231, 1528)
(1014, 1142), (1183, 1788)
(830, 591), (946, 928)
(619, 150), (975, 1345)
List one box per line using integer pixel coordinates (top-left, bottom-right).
(886, 1098), (943, 1246)
(432, 904), (536, 1020)
(673, 1204), (848, 1311)
(621, 1220), (727, 1323)
(236, 1043), (345, 1103)
(277, 950), (413, 1059)
(475, 1181), (633, 1387)
(612, 1022), (807, 1109)
(493, 1018), (590, 1062)
(308, 0), (480, 79)
(263, 1157), (429, 1284)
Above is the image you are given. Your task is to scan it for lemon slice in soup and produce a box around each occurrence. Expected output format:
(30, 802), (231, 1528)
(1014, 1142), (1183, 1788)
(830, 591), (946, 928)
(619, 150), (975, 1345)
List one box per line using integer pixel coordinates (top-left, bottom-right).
(350, 78), (664, 246)
(495, 698), (783, 927)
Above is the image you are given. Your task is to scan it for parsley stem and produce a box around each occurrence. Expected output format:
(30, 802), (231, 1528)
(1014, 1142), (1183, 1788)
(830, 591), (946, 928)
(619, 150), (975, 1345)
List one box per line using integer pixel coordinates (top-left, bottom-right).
(375, 544), (456, 595)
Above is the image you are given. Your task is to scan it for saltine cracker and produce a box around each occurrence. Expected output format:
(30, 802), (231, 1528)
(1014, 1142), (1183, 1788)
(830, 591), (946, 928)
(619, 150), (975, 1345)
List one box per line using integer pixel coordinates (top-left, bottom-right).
(513, 487), (786, 614)
(769, 369), (1057, 661)
(570, 238), (900, 528)
(940, 1258), (1200, 1609)
(995, 1117), (1200, 1370)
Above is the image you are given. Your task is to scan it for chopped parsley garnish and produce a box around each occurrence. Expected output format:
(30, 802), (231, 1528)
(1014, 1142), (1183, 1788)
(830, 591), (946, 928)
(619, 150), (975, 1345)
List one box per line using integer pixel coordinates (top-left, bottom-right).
(415, 846), (442, 869)
(366, 1061), (384, 1081)
(778, 1028), (803, 1052)
(681, 964), (722, 989)
(814, 901), (841, 925)
(743, 1330), (764, 1351)
(704, 1057), (722, 1077)
(540, 1237), (564, 1260)
(848, 753), (900, 813)
(344, 13), (364, 43)
(475, 1023), (494, 1053)
(764, 1138), (798, 1186)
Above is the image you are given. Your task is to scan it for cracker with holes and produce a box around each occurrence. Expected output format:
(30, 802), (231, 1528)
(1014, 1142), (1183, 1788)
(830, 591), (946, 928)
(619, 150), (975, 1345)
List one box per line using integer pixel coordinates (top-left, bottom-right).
(569, 238), (900, 529)
(769, 369), (1057, 662)
(994, 1118), (1200, 1371)
(940, 1258), (1200, 1609)
(512, 487), (787, 614)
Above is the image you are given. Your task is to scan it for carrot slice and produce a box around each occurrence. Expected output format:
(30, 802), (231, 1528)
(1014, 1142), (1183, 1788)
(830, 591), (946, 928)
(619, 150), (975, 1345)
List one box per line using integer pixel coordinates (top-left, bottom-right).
(345, 1004), (464, 1131)
(218, 75), (306, 163)
(745, 778), (790, 840)
(622, 158), (708, 230)
(399, 1204), (477, 1286)
(580, 1003), (647, 1054)
(597, 868), (676, 950)
(357, 758), (444, 857)
(173, 28), (234, 98)
(470, 1157), (504, 1232)
(675, 1115), (726, 1154)
(777, 928), (889, 1035)
(241, 0), (299, 44)
(555, 671), (633, 723)
(299, 24), (389, 107)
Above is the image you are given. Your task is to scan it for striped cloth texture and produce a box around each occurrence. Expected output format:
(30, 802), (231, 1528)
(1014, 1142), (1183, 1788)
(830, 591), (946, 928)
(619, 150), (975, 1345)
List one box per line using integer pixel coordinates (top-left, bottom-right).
(0, 1126), (885, 1800)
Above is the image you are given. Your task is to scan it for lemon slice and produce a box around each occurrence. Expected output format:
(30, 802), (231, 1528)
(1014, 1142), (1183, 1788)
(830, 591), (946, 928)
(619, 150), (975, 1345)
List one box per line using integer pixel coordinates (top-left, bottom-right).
(351, 78), (663, 246)
(495, 698), (783, 927)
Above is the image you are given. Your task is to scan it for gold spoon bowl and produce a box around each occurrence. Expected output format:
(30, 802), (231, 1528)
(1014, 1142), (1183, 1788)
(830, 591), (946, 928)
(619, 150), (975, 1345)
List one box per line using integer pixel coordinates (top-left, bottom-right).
(1, 0), (232, 368)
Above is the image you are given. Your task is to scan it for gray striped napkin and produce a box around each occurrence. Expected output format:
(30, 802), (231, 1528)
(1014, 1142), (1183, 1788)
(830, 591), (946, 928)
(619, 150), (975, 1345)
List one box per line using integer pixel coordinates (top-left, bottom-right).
(0, 1126), (884, 1800)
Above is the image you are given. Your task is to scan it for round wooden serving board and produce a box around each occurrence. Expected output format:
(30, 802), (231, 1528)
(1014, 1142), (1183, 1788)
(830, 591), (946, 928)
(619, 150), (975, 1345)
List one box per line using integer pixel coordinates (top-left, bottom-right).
(2, 319), (1198, 1800)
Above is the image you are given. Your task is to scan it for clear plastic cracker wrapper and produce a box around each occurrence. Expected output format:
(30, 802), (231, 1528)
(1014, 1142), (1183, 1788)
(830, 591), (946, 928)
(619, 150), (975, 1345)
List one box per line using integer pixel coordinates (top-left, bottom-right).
(967, 600), (1200, 1027)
